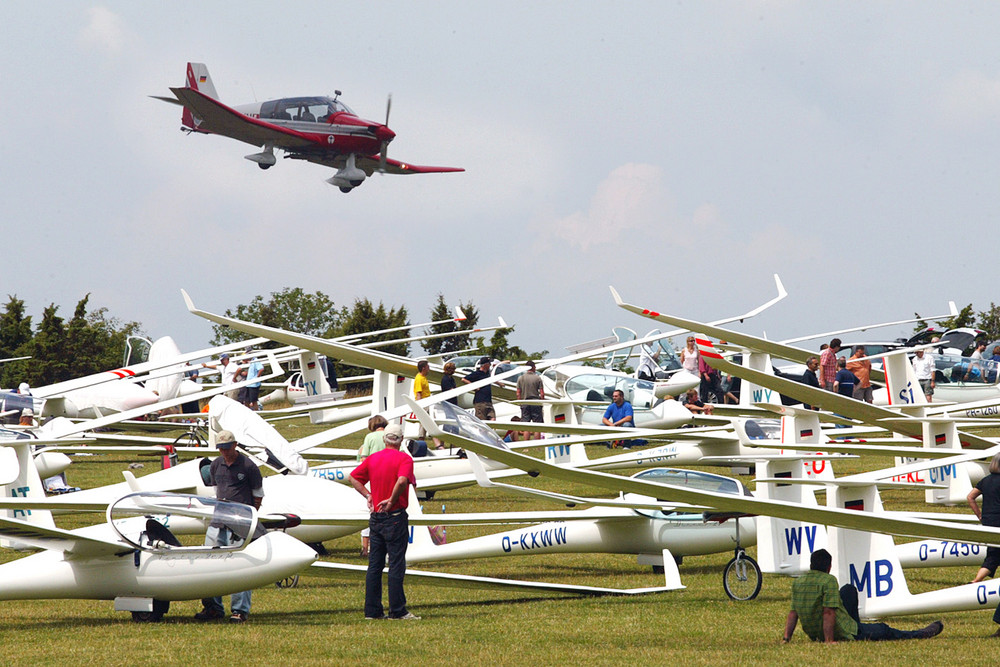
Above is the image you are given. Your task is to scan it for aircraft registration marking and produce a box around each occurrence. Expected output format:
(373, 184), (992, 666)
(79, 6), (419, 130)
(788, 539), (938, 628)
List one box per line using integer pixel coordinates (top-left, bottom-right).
(917, 541), (980, 561)
(501, 526), (568, 552)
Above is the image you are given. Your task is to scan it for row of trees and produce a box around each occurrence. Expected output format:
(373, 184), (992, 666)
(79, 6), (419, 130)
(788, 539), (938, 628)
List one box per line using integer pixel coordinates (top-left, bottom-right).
(208, 288), (541, 374)
(0, 295), (143, 388)
(914, 303), (1000, 341)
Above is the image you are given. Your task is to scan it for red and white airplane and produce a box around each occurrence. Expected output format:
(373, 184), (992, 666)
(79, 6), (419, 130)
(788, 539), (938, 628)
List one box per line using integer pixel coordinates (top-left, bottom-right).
(154, 63), (463, 192)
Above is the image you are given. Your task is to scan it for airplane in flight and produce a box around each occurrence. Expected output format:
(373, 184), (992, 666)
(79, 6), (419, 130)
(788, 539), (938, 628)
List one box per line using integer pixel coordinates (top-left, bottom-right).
(154, 63), (463, 192)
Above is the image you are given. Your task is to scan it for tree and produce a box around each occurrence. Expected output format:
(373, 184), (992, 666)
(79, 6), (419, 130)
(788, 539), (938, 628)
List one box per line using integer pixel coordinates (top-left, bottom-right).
(421, 294), (480, 355)
(913, 303), (976, 333)
(0, 296), (32, 359)
(210, 288), (341, 346)
(482, 326), (526, 361)
(977, 303), (1000, 341)
(334, 298), (410, 361)
(1, 296), (143, 388)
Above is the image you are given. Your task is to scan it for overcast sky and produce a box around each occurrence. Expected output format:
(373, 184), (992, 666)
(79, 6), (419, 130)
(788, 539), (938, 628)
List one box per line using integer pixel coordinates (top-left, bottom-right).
(3, 3), (999, 360)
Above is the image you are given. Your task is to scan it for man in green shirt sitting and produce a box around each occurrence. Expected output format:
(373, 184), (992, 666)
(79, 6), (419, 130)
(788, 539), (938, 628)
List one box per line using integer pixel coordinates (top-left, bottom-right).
(782, 549), (943, 643)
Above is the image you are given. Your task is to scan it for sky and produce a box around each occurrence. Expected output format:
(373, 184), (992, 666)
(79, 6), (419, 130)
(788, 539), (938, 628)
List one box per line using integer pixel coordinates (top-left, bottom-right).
(3, 2), (1000, 360)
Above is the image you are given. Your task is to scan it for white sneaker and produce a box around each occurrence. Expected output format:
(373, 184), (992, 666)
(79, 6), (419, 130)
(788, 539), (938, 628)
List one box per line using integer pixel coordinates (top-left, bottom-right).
(391, 612), (421, 620)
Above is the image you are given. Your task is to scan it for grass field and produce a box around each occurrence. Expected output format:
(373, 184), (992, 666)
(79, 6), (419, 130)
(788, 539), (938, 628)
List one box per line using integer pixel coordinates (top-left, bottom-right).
(1, 418), (998, 666)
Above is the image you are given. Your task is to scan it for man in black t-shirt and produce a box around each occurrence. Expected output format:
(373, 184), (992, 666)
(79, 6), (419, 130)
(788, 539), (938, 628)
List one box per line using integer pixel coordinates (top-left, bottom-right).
(462, 357), (495, 420)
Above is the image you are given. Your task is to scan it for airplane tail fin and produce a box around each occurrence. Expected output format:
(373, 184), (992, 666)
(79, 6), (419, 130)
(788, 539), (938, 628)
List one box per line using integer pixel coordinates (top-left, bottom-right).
(543, 442), (589, 467)
(406, 485), (446, 557)
(181, 62), (218, 130)
(185, 62), (219, 99)
(298, 351), (333, 398)
(915, 420), (972, 505)
(0, 442), (56, 541)
(755, 458), (827, 575)
(738, 349), (783, 408)
(827, 483), (911, 618)
(882, 350), (927, 411)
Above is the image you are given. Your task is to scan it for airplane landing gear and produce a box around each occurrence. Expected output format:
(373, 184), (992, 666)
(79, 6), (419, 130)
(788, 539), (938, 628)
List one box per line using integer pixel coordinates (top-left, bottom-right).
(339, 186), (353, 193)
(723, 549), (761, 601)
(258, 163), (271, 170)
(131, 599), (170, 622)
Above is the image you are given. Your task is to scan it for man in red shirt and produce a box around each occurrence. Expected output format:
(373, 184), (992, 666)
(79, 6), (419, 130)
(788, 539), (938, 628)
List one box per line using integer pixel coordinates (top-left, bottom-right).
(350, 423), (419, 620)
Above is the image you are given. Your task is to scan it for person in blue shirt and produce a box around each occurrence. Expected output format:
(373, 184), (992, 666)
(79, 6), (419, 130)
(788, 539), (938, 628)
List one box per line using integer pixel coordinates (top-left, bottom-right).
(602, 389), (634, 428)
(602, 389), (636, 448)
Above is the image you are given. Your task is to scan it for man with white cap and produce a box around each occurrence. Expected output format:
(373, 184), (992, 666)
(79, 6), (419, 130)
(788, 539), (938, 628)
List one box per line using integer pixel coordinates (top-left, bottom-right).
(193, 429), (264, 623)
(350, 423), (419, 620)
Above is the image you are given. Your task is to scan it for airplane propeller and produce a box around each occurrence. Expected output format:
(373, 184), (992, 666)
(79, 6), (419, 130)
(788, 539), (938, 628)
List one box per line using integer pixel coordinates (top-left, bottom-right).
(378, 94), (393, 173)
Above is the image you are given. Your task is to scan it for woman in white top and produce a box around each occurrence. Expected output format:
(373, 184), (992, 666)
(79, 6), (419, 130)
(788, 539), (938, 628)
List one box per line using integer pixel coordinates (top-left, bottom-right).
(680, 336), (700, 375)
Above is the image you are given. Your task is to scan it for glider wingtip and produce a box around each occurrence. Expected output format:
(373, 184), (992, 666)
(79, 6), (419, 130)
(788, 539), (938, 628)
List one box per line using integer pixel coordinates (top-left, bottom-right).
(609, 286), (623, 305)
(180, 289), (196, 312)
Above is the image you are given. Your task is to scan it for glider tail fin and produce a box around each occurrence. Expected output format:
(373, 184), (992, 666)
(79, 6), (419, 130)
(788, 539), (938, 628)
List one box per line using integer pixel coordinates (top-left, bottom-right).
(0, 442), (56, 541)
(755, 457), (827, 575)
(828, 483), (911, 618)
(406, 485), (446, 559)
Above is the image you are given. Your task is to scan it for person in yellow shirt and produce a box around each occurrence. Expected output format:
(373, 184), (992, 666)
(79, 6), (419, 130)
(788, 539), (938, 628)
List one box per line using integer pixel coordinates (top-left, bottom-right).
(413, 360), (441, 448)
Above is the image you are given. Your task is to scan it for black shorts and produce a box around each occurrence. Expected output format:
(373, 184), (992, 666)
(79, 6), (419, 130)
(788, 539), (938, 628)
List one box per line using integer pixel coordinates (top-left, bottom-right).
(520, 404), (543, 423)
(982, 545), (1000, 575)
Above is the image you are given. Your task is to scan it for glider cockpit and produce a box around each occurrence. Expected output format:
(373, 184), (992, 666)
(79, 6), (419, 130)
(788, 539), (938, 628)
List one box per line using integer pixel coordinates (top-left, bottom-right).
(108, 492), (261, 554)
(626, 468), (747, 521)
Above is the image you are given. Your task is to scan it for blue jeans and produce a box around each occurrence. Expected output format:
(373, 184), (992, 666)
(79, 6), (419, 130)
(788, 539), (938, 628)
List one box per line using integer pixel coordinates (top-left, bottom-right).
(840, 585), (925, 640)
(365, 510), (409, 619)
(202, 525), (251, 615)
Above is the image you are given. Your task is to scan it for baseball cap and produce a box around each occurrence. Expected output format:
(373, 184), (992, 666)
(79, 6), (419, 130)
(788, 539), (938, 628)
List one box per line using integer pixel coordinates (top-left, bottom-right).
(383, 424), (404, 443)
(477, 356), (492, 366)
(216, 429), (236, 448)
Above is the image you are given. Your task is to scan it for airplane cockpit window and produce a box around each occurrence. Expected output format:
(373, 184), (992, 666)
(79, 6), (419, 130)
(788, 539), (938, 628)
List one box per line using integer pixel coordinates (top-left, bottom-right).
(931, 353), (999, 384)
(109, 492), (261, 553)
(637, 332), (683, 373)
(260, 97), (355, 122)
(564, 375), (657, 409)
(742, 419), (781, 440)
(492, 363), (523, 383)
(631, 468), (742, 520)
(433, 401), (511, 452)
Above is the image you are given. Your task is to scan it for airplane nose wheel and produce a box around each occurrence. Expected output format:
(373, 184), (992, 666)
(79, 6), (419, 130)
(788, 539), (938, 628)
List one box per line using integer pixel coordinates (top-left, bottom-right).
(276, 574), (300, 589)
(723, 548), (761, 601)
(131, 599), (170, 622)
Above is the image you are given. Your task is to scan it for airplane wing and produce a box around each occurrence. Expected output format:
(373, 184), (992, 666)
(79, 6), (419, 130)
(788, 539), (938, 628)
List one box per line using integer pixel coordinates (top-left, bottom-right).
(306, 561), (680, 595)
(406, 397), (1000, 546)
(0, 517), (130, 556)
(168, 87), (314, 148)
(353, 155), (464, 176)
(290, 508), (640, 527)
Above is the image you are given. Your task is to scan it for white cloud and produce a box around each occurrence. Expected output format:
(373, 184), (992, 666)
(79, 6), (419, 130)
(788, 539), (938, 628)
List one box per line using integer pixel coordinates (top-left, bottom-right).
(77, 6), (128, 55)
(542, 163), (674, 252)
(938, 69), (1000, 128)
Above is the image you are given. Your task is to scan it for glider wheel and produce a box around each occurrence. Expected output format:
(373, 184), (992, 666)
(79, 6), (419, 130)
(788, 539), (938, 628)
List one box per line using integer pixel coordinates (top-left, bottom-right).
(723, 550), (761, 601)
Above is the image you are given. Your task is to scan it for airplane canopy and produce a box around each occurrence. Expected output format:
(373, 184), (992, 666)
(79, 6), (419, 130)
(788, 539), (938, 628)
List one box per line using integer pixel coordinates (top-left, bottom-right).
(627, 468), (746, 521)
(434, 401), (512, 453)
(259, 96), (355, 123)
(108, 492), (261, 553)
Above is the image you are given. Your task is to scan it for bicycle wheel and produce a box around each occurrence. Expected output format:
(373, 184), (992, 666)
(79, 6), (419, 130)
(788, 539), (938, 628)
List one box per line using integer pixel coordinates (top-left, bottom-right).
(723, 552), (762, 601)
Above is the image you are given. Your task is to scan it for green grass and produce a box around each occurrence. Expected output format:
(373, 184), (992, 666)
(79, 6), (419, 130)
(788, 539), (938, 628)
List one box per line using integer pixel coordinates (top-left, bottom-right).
(2, 421), (998, 666)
